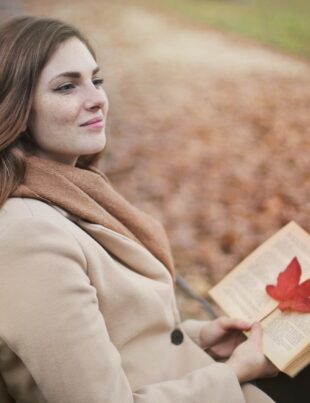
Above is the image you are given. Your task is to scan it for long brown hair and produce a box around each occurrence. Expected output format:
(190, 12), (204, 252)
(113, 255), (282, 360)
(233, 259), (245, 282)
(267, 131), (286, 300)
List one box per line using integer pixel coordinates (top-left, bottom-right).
(0, 16), (101, 207)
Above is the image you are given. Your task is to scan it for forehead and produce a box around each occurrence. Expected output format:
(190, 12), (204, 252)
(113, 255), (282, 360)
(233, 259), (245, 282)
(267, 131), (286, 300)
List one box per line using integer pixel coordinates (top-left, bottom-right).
(40, 37), (97, 82)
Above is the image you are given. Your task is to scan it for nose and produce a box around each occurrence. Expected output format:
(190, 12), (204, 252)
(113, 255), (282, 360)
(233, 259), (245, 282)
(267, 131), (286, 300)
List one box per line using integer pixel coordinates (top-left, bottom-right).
(84, 83), (108, 114)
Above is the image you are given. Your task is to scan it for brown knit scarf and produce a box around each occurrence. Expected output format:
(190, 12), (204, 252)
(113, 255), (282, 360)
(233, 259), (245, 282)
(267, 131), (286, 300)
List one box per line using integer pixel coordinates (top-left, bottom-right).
(12, 155), (175, 278)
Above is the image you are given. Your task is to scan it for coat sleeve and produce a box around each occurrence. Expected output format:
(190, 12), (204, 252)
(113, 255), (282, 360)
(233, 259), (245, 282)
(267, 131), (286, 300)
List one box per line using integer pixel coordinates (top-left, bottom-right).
(0, 216), (248, 403)
(181, 319), (209, 347)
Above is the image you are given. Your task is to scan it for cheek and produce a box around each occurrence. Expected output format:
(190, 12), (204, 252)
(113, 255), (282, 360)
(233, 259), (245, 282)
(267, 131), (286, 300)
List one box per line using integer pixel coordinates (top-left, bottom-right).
(37, 97), (80, 127)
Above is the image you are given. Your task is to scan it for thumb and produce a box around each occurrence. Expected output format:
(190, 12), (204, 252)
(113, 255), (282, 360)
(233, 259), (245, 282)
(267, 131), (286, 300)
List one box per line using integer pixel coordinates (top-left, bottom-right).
(248, 322), (263, 347)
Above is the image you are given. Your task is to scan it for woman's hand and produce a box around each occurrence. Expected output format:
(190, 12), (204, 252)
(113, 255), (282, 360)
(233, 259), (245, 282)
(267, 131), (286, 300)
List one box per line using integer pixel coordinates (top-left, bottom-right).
(226, 322), (279, 383)
(200, 316), (251, 359)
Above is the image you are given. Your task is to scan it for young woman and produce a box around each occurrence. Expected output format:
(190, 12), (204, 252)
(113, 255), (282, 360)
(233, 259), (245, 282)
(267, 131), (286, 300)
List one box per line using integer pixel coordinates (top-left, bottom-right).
(0, 16), (280, 403)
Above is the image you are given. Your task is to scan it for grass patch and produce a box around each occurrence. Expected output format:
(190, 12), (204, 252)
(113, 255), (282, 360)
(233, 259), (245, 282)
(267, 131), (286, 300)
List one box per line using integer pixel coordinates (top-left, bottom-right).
(136, 0), (310, 59)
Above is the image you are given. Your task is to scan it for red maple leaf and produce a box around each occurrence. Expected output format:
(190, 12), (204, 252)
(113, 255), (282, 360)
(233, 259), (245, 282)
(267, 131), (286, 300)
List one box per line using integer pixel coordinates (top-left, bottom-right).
(266, 257), (310, 313)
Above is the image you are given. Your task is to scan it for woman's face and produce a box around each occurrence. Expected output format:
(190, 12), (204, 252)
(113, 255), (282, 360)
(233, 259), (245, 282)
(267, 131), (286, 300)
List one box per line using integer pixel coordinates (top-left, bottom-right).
(28, 37), (108, 165)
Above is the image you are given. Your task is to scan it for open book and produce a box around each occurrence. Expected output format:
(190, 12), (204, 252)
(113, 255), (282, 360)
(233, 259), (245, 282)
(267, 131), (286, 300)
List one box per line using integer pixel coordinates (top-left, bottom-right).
(209, 221), (310, 377)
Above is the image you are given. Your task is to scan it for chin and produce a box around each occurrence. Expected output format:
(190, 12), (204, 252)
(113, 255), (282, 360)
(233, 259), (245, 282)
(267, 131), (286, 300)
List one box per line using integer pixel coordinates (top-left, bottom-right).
(82, 141), (106, 155)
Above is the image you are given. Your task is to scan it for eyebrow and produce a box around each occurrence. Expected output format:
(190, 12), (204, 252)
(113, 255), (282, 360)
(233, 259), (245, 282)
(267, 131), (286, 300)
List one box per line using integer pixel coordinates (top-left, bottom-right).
(50, 66), (101, 83)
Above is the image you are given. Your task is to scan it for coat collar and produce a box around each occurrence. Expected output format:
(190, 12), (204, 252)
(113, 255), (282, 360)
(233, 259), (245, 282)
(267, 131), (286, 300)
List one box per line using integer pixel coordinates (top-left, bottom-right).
(54, 205), (174, 285)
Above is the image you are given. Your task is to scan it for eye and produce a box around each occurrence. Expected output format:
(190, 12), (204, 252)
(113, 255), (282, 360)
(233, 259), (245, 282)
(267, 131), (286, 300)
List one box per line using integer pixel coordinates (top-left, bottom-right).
(54, 83), (75, 93)
(92, 77), (104, 88)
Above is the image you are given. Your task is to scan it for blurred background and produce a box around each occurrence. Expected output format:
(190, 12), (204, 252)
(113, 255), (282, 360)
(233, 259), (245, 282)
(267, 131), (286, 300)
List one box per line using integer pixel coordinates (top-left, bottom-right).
(1, 0), (310, 319)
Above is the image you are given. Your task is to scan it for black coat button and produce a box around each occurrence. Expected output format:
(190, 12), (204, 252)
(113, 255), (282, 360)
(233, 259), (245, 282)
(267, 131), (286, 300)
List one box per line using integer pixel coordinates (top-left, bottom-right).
(171, 329), (184, 345)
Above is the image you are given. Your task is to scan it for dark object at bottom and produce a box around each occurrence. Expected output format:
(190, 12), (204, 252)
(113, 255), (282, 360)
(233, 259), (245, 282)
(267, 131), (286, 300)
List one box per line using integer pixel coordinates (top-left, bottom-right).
(255, 364), (310, 403)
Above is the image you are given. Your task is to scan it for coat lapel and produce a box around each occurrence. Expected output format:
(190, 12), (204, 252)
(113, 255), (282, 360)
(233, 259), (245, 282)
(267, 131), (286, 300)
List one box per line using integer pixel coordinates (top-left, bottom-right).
(57, 210), (174, 284)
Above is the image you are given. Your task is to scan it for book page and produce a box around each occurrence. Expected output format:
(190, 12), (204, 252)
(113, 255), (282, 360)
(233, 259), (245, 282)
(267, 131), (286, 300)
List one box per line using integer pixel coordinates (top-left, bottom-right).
(209, 222), (310, 322)
(286, 348), (310, 377)
(261, 309), (310, 373)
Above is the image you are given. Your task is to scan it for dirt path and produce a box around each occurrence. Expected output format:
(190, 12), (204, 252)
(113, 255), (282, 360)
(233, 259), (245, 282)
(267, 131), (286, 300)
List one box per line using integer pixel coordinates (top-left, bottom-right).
(22, 0), (310, 74)
(8, 0), (310, 317)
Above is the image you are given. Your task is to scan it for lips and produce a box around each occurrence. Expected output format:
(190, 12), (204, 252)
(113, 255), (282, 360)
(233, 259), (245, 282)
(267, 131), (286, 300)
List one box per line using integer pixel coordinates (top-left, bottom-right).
(79, 116), (103, 126)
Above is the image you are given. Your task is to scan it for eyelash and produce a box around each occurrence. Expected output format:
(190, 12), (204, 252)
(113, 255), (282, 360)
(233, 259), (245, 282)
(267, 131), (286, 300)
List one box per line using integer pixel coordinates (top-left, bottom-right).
(93, 78), (104, 87)
(54, 78), (104, 93)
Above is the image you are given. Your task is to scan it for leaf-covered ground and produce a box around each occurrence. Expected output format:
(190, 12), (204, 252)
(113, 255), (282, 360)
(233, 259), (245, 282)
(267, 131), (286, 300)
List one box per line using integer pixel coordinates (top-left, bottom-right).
(5, 0), (310, 319)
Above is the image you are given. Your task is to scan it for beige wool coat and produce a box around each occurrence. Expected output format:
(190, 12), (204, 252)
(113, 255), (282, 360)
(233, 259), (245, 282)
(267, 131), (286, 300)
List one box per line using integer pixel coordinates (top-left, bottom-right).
(0, 197), (274, 403)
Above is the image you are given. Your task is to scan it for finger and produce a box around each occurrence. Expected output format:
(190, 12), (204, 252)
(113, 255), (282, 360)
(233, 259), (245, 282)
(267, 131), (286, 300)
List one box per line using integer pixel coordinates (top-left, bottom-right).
(268, 370), (280, 378)
(220, 317), (252, 331)
(265, 358), (279, 377)
(248, 322), (263, 347)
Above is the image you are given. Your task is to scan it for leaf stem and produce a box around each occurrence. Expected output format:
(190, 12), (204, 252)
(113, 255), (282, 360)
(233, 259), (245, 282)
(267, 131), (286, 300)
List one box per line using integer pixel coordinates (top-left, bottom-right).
(258, 305), (278, 323)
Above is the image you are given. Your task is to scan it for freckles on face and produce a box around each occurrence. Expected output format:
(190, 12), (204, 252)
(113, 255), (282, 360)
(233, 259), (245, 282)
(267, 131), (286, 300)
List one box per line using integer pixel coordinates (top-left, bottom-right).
(33, 90), (80, 140)
(28, 37), (108, 165)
